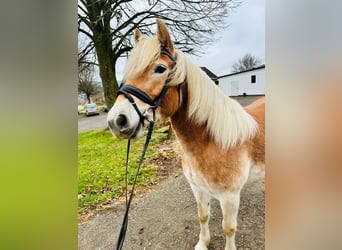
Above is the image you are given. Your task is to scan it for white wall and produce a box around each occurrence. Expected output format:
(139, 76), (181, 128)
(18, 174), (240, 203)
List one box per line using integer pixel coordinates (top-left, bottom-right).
(218, 68), (265, 96)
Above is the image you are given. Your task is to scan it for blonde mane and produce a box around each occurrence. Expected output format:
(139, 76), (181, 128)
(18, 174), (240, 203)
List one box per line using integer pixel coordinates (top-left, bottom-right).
(173, 50), (258, 150)
(124, 37), (258, 150)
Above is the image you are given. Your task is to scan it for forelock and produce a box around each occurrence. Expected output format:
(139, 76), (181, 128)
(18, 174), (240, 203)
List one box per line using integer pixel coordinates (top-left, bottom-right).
(123, 36), (161, 80)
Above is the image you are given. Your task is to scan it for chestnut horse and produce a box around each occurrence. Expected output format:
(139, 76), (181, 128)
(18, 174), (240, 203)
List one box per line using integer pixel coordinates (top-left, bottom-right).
(107, 19), (265, 250)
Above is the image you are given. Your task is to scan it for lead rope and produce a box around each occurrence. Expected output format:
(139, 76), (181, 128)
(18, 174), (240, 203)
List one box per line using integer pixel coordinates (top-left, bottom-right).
(116, 119), (155, 250)
(116, 49), (177, 249)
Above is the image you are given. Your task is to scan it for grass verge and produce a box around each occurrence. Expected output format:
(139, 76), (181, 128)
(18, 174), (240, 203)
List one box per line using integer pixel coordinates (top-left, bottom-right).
(78, 128), (168, 216)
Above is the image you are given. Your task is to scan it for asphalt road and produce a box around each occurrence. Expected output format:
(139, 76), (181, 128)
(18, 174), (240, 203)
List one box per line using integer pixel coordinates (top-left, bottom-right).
(78, 113), (109, 133)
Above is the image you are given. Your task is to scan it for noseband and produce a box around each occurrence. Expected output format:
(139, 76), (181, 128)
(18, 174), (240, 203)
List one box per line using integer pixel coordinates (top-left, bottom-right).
(117, 49), (177, 124)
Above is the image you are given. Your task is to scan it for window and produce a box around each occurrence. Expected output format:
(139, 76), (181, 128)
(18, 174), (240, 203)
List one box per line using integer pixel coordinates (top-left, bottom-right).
(251, 75), (256, 84)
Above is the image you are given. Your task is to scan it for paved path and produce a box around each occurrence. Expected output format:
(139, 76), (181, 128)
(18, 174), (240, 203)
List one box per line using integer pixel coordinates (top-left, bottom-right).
(78, 113), (108, 133)
(78, 170), (264, 250)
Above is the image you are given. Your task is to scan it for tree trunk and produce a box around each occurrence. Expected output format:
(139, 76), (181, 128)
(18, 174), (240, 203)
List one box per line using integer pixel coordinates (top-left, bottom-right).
(94, 35), (118, 109)
(86, 94), (91, 104)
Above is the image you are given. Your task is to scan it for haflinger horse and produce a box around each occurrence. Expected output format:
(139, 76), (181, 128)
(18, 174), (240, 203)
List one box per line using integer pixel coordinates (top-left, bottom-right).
(107, 19), (265, 250)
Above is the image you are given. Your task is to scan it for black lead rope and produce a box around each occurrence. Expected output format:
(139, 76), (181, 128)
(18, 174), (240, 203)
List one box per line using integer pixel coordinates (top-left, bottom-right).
(116, 48), (177, 249)
(116, 120), (155, 250)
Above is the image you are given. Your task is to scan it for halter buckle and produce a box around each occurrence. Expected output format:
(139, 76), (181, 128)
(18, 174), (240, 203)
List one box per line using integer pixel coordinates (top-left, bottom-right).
(143, 106), (156, 123)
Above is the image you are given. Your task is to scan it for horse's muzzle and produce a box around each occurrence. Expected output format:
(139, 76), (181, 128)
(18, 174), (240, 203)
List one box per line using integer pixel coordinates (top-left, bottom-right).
(107, 99), (143, 139)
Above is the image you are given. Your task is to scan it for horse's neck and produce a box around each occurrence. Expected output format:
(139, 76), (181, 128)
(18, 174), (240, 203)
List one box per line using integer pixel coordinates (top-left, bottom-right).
(170, 84), (211, 152)
(170, 82), (257, 153)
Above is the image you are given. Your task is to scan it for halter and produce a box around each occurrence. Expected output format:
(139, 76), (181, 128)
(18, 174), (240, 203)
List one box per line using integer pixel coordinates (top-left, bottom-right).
(117, 49), (177, 124)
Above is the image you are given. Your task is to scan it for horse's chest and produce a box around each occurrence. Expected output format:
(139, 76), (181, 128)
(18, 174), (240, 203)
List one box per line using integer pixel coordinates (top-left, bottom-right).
(182, 152), (206, 186)
(181, 148), (251, 195)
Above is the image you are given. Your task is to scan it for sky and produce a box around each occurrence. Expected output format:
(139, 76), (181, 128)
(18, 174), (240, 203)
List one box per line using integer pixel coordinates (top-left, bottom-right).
(191, 0), (265, 77)
(96, 0), (264, 82)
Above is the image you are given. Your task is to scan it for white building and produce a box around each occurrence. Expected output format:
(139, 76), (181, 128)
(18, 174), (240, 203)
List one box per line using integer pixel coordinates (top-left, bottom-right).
(218, 65), (265, 96)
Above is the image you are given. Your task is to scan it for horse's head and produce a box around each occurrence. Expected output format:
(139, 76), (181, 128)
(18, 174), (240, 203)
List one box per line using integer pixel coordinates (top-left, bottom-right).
(108, 19), (183, 139)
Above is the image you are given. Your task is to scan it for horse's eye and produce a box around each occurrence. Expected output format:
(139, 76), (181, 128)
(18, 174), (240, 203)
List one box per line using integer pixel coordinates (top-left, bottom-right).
(154, 65), (167, 74)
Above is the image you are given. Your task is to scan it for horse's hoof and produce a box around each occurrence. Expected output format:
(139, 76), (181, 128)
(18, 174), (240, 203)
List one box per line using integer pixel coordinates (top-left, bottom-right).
(195, 242), (208, 250)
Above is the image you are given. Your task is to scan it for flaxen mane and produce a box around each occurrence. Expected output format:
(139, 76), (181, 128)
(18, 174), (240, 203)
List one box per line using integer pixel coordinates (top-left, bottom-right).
(124, 36), (258, 151)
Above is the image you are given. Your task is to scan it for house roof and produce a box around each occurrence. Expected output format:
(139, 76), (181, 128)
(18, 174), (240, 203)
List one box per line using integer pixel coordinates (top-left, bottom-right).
(200, 67), (219, 80)
(218, 64), (265, 79)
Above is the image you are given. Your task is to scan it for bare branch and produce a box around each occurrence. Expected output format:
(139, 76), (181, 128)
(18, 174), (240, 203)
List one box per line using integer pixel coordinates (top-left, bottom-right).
(78, 27), (93, 40)
(232, 53), (262, 72)
(77, 0), (240, 108)
(78, 13), (93, 31)
(78, 3), (88, 16)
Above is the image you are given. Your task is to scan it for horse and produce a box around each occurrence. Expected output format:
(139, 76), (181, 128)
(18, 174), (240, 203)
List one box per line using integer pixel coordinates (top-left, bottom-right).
(107, 19), (265, 250)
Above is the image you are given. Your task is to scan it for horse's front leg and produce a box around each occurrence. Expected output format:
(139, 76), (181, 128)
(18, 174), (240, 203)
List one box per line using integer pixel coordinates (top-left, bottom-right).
(190, 184), (211, 250)
(219, 192), (241, 250)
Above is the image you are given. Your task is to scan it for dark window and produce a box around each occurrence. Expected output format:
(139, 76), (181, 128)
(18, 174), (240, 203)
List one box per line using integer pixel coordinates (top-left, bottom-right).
(251, 75), (256, 84)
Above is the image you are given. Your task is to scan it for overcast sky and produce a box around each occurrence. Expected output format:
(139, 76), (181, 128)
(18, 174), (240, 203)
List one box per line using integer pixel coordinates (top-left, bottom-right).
(99, 0), (264, 82)
(191, 0), (265, 77)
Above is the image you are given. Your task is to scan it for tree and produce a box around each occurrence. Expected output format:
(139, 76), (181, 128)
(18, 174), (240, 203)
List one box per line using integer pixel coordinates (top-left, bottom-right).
(78, 35), (96, 76)
(232, 53), (261, 73)
(78, 81), (101, 104)
(78, 0), (239, 109)
(78, 54), (100, 104)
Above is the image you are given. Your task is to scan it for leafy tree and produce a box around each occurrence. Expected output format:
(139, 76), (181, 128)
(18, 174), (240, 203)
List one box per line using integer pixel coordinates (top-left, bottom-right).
(78, 0), (239, 108)
(232, 53), (261, 73)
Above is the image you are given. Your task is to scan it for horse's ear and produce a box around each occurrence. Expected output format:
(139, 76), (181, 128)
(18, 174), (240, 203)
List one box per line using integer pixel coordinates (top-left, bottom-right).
(156, 19), (174, 54)
(134, 28), (142, 43)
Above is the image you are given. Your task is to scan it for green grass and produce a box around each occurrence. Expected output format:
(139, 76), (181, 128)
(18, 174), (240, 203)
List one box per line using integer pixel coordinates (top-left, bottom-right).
(78, 128), (168, 214)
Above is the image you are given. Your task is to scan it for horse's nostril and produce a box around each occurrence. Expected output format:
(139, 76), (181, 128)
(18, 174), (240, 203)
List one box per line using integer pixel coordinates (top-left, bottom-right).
(116, 114), (128, 129)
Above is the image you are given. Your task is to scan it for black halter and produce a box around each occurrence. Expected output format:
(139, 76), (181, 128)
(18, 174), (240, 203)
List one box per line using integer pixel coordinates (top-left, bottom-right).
(117, 49), (177, 124)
